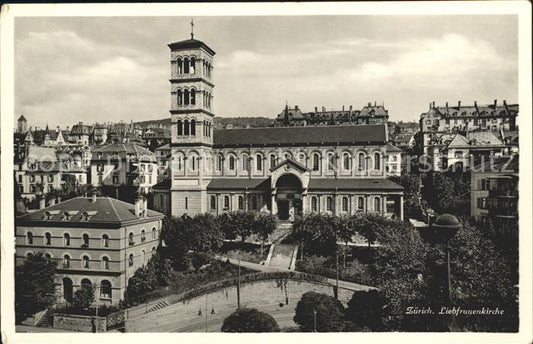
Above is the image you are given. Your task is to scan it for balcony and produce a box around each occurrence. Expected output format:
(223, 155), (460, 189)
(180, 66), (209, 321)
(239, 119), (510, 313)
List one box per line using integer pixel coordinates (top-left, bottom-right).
(488, 189), (518, 198)
(488, 199), (518, 218)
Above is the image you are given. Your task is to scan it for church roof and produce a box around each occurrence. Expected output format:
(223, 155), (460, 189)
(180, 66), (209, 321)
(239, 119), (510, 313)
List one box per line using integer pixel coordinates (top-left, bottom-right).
(18, 114), (27, 122)
(207, 178), (271, 190)
(213, 124), (387, 147)
(269, 158), (308, 172)
(308, 178), (403, 191)
(168, 38), (216, 55)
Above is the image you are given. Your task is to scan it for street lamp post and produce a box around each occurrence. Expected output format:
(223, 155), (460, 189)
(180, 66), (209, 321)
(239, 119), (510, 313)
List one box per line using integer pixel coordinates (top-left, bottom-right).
(425, 214), (461, 331)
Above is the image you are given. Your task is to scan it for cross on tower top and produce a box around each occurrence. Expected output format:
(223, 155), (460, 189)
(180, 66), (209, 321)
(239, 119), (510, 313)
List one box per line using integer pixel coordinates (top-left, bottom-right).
(190, 19), (194, 39)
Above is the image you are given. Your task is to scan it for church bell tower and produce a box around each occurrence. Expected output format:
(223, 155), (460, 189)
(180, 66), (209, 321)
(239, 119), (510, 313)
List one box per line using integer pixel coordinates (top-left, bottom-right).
(168, 21), (216, 216)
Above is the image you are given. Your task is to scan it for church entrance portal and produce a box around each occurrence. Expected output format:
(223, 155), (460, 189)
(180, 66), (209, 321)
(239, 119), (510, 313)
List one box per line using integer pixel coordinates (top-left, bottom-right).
(275, 173), (303, 221)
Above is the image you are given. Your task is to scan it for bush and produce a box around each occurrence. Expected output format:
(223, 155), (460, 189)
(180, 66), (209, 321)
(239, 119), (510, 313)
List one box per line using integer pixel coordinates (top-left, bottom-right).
(296, 255), (372, 285)
(293, 291), (345, 332)
(345, 290), (388, 331)
(73, 284), (95, 310)
(221, 308), (279, 332)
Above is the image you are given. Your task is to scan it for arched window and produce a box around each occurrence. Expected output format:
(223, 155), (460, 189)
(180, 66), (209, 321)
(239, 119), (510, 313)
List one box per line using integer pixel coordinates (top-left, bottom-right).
(190, 57), (196, 73)
(102, 234), (109, 248)
(128, 233), (134, 246)
(252, 195), (258, 210)
(152, 227), (157, 239)
(191, 89), (196, 105)
(184, 120), (190, 136)
(177, 120), (183, 136)
(311, 197), (318, 212)
(343, 153), (351, 171)
(374, 152), (381, 170)
(224, 195), (230, 210)
(358, 153), (366, 171)
(184, 89), (190, 106)
(141, 230), (146, 242)
(177, 156), (183, 171)
(216, 154), (223, 172)
(357, 197), (364, 211)
(141, 250), (146, 264)
(242, 155), (249, 171)
(313, 153), (320, 171)
(374, 197), (381, 212)
(210, 195), (216, 210)
(191, 120), (196, 137)
(102, 256), (109, 270)
(177, 90), (183, 106)
(81, 279), (92, 290)
(183, 57), (190, 74)
(128, 254), (134, 267)
(45, 232), (52, 245)
(185, 197), (188, 210)
(82, 233), (89, 247)
(238, 196), (244, 210)
(45, 253), (52, 259)
(26, 232), (33, 245)
(100, 280), (112, 299)
(229, 156), (235, 171)
(63, 254), (71, 268)
(328, 153), (336, 171)
(190, 156), (197, 171)
(64, 233), (70, 246)
(256, 154), (263, 171)
(177, 58), (183, 74)
(82, 255), (90, 269)
(342, 197), (349, 212)
(270, 154), (278, 169)
(326, 197), (333, 212)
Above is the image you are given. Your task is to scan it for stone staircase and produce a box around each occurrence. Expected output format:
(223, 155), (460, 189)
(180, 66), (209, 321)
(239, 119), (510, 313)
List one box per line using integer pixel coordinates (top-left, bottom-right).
(269, 221), (293, 244)
(145, 300), (170, 314)
(267, 244), (298, 270)
(35, 308), (53, 327)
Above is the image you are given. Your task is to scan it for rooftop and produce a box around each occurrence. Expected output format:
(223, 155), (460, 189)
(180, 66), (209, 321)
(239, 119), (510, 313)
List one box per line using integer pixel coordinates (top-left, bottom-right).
(213, 124), (387, 147)
(168, 38), (216, 56)
(17, 196), (164, 226)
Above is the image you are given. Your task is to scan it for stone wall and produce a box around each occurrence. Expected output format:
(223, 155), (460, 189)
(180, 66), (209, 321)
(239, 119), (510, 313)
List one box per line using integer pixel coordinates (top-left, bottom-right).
(53, 314), (106, 332)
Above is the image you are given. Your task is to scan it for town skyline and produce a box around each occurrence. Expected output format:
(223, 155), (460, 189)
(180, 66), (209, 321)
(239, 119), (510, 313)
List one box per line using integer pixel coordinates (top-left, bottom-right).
(15, 15), (518, 129)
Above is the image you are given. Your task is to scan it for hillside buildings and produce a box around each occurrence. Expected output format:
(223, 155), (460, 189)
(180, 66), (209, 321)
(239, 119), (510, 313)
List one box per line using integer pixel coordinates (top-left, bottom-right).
(15, 195), (164, 304)
(275, 103), (389, 127)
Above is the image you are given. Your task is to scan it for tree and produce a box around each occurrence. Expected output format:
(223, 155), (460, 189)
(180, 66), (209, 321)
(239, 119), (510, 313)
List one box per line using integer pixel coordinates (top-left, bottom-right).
(15, 252), (58, 322)
(292, 213), (338, 258)
(390, 174), (425, 220)
(422, 172), (471, 217)
(217, 211), (256, 242)
(221, 308), (280, 332)
(345, 290), (388, 331)
(73, 283), (95, 310)
(253, 213), (277, 256)
(293, 291), (345, 332)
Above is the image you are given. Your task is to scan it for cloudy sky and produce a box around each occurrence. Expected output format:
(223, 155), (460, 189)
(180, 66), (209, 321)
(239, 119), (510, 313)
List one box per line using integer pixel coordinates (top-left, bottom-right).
(15, 15), (518, 129)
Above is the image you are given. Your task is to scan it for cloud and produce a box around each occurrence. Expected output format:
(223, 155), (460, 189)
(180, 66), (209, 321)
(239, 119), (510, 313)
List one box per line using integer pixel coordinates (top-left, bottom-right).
(15, 30), (168, 127)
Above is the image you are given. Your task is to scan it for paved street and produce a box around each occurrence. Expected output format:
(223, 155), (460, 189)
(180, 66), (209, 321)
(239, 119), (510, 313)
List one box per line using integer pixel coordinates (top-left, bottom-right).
(171, 303), (298, 332)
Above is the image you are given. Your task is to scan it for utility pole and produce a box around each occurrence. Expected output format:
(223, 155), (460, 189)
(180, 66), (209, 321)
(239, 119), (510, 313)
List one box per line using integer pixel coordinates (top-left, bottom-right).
(205, 294), (208, 332)
(237, 259), (241, 309)
(95, 286), (99, 333)
(313, 309), (317, 332)
(335, 251), (339, 299)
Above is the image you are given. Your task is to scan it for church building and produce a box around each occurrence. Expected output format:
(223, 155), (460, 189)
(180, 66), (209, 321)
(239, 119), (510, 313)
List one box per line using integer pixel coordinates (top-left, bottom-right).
(159, 32), (404, 221)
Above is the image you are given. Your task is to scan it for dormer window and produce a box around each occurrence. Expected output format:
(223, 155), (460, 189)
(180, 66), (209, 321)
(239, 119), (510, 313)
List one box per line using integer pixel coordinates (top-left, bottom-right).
(44, 210), (60, 220)
(81, 210), (97, 221)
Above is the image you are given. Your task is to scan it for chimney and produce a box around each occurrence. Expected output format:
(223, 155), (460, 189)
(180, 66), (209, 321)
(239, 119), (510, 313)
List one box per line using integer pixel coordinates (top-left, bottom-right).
(342, 105), (345, 112)
(503, 100), (507, 107)
(66, 126), (70, 131)
(494, 99), (497, 108)
(315, 107), (318, 113)
(374, 101), (376, 107)
(295, 105), (298, 110)
(368, 102), (371, 107)
(445, 102), (449, 112)
(39, 197), (46, 210)
(429, 102), (431, 110)
(322, 106), (325, 112)
(135, 197), (142, 217)
(79, 121), (83, 125)
(432, 101), (435, 108)
(458, 100), (461, 109)
(91, 193), (97, 203)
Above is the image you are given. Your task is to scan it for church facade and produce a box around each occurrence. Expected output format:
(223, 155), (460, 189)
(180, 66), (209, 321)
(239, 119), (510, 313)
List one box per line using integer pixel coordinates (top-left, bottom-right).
(164, 35), (404, 221)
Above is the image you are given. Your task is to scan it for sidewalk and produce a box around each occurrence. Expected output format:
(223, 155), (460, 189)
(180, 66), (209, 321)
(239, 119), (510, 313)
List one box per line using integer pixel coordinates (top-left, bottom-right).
(214, 255), (375, 291)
